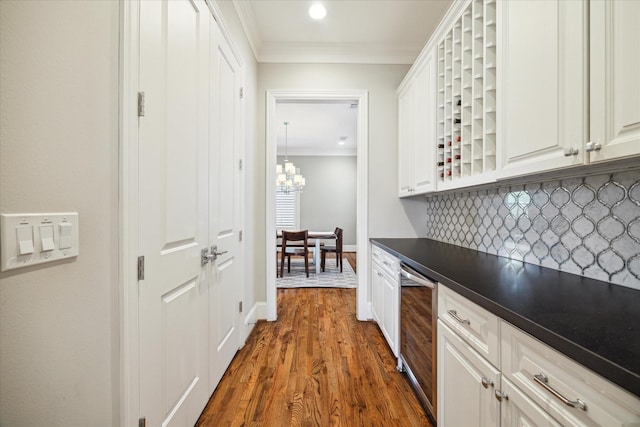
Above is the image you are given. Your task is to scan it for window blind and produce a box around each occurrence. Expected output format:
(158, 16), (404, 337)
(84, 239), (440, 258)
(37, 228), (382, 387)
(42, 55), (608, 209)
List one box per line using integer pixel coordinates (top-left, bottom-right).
(275, 192), (299, 229)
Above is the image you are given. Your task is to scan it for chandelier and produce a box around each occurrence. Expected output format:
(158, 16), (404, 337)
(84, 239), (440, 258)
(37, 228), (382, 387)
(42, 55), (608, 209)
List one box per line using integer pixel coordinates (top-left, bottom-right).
(276, 121), (305, 193)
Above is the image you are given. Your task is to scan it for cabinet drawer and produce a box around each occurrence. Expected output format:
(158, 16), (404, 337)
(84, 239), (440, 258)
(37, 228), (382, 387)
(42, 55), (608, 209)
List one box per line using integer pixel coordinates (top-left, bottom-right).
(438, 285), (500, 367)
(501, 321), (640, 426)
(371, 245), (400, 276)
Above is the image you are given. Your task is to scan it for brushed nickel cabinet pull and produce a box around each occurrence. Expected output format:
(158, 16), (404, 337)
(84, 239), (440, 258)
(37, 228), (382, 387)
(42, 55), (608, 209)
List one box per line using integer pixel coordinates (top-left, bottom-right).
(533, 373), (587, 411)
(447, 309), (471, 325)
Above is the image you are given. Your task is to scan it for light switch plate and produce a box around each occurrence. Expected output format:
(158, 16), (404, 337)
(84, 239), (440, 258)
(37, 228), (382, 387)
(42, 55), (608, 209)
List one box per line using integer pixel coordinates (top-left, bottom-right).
(0, 213), (79, 272)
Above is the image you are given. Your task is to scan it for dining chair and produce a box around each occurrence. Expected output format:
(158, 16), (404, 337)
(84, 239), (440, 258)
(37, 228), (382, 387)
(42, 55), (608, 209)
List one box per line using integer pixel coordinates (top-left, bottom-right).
(321, 227), (343, 272)
(280, 230), (310, 278)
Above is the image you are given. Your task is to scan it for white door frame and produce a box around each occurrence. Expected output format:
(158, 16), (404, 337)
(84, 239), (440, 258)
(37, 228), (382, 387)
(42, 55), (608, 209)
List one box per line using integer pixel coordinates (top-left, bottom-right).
(119, 1), (245, 425)
(265, 90), (370, 321)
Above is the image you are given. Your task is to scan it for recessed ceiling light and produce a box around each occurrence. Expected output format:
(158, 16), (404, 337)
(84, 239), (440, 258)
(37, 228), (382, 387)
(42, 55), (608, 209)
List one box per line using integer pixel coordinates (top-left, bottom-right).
(309, 3), (327, 20)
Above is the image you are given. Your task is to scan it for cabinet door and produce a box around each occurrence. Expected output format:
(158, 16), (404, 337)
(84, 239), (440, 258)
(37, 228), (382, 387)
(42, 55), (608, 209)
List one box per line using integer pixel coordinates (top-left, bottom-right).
(500, 0), (587, 178)
(412, 51), (437, 195)
(500, 377), (562, 427)
(371, 261), (383, 324)
(382, 269), (399, 356)
(589, 0), (640, 163)
(438, 321), (500, 427)
(398, 82), (414, 197)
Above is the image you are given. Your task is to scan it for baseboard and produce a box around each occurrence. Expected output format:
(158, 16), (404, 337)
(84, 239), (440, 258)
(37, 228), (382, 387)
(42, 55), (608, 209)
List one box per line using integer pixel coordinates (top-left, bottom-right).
(343, 245), (357, 252)
(243, 301), (267, 341)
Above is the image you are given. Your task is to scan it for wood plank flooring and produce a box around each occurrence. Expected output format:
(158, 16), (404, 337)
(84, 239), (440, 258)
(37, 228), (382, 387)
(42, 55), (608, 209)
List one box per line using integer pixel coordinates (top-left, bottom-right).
(196, 288), (431, 426)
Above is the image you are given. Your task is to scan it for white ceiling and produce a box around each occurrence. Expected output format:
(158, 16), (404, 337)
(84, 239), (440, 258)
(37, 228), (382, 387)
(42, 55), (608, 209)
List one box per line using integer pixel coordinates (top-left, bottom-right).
(276, 101), (358, 156)
(233, 0), (453, 64)
(242, 0), (454, 156)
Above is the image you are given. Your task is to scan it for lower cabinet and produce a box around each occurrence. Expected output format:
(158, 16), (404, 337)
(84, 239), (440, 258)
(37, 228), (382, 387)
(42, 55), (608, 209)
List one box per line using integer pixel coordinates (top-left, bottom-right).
(438, 285), (640, 427)
(370, 246), (400, 356)
(438, 321), (500, 427)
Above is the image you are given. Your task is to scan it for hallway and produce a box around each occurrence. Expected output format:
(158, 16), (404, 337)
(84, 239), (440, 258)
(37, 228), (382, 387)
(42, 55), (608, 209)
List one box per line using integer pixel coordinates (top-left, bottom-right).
(196, 288), (431, 426)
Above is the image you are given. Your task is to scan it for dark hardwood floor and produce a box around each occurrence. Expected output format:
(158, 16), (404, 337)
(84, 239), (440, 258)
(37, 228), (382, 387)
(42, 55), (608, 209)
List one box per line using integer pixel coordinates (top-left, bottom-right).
(196, 287), (431, 426)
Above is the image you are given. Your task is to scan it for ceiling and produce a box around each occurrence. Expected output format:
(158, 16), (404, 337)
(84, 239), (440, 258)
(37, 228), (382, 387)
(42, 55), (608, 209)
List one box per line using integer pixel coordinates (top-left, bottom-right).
(233, 0), (453, 64)
(276, 101), (358, 156)
(239, 0), (454, 156)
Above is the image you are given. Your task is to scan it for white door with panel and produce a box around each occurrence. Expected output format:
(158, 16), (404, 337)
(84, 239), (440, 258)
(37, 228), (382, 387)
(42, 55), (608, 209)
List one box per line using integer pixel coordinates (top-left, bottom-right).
(207, 20), (243, 391)
(138, 1), (211, 425)
(398, 49), (437, 197)
(500, 0), (587, 178)
(137, 1), (243, 424)
(589, 0), (640, 162)
(438, 321), (500, 427)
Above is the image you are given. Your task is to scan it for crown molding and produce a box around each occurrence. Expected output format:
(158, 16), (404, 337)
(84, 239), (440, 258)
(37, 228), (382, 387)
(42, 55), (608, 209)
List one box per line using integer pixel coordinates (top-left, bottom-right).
(232, 0), (262, 60)
(231, 0), (420, 65)
(258, 41), (420, 64)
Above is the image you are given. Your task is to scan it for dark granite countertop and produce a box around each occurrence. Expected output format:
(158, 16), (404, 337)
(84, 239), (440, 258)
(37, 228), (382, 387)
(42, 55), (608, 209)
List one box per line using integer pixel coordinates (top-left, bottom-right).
(370, 238), (640, 398)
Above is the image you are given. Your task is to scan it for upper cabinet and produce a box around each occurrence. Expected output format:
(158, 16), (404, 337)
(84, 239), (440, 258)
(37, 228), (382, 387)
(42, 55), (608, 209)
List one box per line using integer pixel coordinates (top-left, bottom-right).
(436, 0), (499, 191)
(499, 0), (588, 178)
(398, 49), (437, 197)
(398, 0), (639, 194)
(500, 0), (640, 179)
(589, 0), (640, 163)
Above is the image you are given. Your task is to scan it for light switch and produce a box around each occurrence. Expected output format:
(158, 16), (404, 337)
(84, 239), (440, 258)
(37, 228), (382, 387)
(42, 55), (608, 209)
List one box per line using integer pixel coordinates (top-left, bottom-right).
(59, 222), (72, 249)
(2, 212), (78, 272)
(16, 225), (34, 255)
(40, 223), (55, 251)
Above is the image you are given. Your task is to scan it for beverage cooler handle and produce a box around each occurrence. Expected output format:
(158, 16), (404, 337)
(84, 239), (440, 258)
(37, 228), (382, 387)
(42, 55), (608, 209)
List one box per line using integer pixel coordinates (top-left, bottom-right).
(400, 265), (435, 289)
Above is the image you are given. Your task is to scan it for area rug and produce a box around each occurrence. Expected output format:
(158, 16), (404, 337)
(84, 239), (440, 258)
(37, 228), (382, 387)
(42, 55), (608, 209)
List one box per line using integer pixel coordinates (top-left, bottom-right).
(276, 257), (357, 288)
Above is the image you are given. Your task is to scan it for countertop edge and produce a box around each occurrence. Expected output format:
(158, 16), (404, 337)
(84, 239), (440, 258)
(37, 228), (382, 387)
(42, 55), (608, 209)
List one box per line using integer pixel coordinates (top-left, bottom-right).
(370, 238), (640, 398)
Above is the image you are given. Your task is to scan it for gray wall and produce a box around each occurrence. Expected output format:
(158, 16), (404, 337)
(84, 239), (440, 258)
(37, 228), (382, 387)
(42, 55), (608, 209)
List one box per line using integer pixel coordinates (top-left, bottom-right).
(278, 156), (357, 246)
(424, 170), (640, 291)
(0, 1), (119, 424)
(257, 63), (426, 301)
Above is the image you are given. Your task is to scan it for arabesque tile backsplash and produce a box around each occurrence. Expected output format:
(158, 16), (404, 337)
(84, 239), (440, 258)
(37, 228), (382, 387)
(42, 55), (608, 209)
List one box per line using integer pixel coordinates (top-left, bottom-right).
(425, 170), (640, 290)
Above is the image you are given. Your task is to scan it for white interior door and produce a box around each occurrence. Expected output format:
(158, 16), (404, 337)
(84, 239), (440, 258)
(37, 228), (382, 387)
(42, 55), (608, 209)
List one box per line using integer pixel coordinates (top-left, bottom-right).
(208, 21), (243, 390)
(138, 1), (211, 425)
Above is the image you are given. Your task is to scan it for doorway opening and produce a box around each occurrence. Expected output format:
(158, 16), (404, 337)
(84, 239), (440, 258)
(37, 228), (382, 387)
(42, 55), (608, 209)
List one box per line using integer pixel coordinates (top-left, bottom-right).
(265, 90), (369, 321)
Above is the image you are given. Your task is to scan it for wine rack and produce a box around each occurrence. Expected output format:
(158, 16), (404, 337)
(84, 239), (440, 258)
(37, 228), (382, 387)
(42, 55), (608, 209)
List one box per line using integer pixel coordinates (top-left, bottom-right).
(437, 0), (497, 187)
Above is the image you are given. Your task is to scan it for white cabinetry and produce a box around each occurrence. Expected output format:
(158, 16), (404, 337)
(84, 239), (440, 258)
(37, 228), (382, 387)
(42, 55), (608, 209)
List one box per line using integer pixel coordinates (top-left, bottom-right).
(501, 0), (640, 179)
(438, 285), (640, 426)
(398, 49), (437, 197)
(436, 0), (499, 190)
(438, 321), (500, 427)
(370, 245), (400, 356)
(589, 0), (640, 163)
(500, 0), (587, 178)
(501, 321), (640, 426)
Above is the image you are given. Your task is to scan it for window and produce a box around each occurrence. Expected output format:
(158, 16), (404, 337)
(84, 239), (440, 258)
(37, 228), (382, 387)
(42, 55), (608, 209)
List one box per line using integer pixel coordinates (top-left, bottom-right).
(275, 191), (300, 230)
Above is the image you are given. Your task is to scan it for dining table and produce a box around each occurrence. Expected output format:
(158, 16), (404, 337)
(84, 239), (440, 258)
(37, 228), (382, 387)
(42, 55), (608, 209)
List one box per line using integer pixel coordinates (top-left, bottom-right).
(277, 230), (337, 275)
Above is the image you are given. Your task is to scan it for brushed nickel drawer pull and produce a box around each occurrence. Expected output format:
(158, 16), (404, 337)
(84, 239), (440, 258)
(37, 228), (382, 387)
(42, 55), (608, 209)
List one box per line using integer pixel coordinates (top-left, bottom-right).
(447, 309), (471, 325)
(533, 373), (587, 411)
(481, 376), (494, 389)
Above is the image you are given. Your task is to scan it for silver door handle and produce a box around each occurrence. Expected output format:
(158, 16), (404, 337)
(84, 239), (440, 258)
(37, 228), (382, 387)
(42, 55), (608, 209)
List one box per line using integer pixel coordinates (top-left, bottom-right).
(210, 245), (228, 261)
(585, 141), (602, 152)
(201, 248), (213, 265)
(447, 309), (470, 325)
(533, 373), (587, 411)
(400, 265), (435, 288)
(563, 147), (579, 156)
(481, 377), (494, 389)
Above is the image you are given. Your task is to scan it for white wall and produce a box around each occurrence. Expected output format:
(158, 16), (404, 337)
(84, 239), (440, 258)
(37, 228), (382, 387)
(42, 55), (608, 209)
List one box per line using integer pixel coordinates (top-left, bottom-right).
(0, 1), (119, 425)
(278, 155), (358, 246)
(256, 63), (427, 301)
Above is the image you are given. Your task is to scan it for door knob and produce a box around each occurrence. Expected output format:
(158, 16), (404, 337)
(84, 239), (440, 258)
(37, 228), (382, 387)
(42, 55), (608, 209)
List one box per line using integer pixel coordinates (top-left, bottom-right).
(201, 248), (213, 265)
(210, 245), (228, 261)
